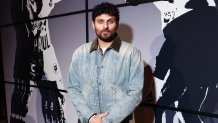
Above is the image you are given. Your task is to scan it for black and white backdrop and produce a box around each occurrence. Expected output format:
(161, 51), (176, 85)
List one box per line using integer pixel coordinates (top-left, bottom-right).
(1, 0), (218, 123)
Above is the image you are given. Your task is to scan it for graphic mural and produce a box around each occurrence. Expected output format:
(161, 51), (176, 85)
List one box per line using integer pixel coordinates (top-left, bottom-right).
(10, 0), (65, 122)
(1, 0), (218, 123)
(153, 0), (218, 123)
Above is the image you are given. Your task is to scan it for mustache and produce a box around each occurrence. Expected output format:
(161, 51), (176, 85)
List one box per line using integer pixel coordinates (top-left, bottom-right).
(101, 29), (110, 33)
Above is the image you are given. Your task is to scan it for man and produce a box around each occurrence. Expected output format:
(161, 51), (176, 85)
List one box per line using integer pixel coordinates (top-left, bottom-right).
(67, 2), (144, 123)
(153, 0), (218, 122)
(10, 0), (65, 122)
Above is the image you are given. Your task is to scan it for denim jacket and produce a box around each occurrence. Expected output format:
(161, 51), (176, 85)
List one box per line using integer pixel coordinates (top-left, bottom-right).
(67, 35), (144, 123)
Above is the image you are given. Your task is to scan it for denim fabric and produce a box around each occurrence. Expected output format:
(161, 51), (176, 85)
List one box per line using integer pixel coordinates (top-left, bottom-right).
(67, 36), (144, 123)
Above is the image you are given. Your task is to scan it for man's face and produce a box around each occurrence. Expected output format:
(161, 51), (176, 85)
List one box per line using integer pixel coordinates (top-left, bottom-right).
(92, 14), (118, 42)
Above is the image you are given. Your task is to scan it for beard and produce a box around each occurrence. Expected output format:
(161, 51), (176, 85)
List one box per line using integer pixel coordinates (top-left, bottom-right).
(96, 29), (117, 42)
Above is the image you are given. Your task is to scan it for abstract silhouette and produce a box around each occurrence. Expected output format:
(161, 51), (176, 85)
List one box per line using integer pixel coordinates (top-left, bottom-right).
(154, 0), (218, 122)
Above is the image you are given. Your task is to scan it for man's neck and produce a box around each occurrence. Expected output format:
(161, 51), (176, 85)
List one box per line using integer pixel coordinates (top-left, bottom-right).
(98, 39), (113, 49)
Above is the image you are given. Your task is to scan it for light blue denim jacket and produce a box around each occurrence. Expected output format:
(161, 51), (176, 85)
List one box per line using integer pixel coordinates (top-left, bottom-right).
(67, 35), (144, 123)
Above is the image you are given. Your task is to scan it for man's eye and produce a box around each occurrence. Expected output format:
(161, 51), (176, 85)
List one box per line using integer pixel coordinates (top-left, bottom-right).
(108, 20), (114, 24)
(98, 20), (104, 24)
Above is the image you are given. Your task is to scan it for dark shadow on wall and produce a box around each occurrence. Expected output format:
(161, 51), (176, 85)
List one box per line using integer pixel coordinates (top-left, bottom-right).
(117, 23), (133, 43)
(134, 64), (155, 123)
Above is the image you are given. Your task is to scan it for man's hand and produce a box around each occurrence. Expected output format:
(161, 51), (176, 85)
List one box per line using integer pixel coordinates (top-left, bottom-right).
(89, 112), (109, 123)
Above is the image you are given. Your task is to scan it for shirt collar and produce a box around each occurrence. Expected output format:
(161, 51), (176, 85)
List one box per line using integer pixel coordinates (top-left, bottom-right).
(89, 34), (122, 53)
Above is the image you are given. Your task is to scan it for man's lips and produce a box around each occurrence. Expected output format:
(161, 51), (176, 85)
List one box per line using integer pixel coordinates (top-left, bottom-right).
(101, 31), (110, 35)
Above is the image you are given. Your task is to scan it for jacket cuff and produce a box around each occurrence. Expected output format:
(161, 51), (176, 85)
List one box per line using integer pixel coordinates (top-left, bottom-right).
(88, 113), (97, 122)
(81, 111), (96, 123)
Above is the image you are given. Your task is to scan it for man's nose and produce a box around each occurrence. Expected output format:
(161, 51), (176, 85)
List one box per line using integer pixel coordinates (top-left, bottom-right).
(103, 22), (109, 28)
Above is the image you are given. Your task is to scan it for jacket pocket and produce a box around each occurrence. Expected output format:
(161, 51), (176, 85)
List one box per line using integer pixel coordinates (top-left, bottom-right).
(111, 85), (127, 103)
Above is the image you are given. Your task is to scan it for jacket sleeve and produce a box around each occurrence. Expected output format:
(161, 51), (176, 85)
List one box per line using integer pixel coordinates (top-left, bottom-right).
(66, 50), (95, 123)
(103, 49), (144, 123)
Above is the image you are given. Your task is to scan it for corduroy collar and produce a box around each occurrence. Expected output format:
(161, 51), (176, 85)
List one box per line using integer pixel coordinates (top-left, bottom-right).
(89, 34), (122, 53)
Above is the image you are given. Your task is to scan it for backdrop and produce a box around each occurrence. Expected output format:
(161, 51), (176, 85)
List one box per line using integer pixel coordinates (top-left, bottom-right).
(0, 0), (218, 123)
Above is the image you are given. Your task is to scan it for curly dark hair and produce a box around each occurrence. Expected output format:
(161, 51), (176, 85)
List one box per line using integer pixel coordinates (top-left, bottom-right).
(92, 2), (120, 23)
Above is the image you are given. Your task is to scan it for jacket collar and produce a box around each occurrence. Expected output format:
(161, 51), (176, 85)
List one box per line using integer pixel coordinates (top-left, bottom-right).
(89, 34), (122, 53)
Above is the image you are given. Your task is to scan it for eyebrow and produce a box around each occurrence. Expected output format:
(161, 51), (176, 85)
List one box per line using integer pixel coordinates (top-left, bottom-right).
(96, 17), (116, 21)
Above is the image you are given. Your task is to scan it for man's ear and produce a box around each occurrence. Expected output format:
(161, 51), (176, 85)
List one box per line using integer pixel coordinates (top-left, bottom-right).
(116, 23), (119, 30)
